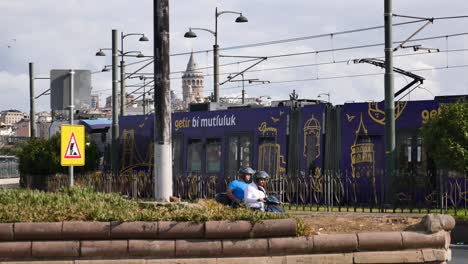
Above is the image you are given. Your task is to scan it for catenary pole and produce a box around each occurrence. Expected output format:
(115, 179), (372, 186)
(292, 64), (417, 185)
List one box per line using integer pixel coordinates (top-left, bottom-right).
(111, 29), (120, 176)
(384, 0), (395, 205)
(68, 69), (75, 187)
(213, 7), (219, 102)
(28, 62), (36, 138)
(120, 60), (126, 116)
(154, 0), (173, 201)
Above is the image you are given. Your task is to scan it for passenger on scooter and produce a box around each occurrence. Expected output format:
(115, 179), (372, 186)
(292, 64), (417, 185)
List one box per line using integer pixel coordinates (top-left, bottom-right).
(244, 170), (270, 211)
(226, 166), (255, 207)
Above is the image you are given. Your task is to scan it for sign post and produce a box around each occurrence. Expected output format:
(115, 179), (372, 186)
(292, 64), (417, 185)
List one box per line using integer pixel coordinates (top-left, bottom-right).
(61, 124), (85, 186)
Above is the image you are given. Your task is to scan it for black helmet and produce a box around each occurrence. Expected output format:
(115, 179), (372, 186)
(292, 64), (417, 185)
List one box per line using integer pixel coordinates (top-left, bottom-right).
(253, 171), (270, 183)
(238, 166), (255, 179)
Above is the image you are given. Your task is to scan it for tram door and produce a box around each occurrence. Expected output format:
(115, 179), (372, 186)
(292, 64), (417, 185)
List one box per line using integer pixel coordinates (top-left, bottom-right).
(226, 134), (252, 179)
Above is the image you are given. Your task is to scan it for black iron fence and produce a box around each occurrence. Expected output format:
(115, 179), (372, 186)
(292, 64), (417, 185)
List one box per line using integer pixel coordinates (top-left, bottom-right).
(28, 169), (467, 214)
(0, 157), (19, 179)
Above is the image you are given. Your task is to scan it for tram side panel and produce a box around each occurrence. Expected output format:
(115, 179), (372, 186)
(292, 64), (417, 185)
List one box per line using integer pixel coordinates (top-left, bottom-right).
(297, 104), (328, 176)
(340, 102), (386, 206)
(119, 115), (155, 175)
(172, 107), (290, 183)
(339, 99), (451, 206)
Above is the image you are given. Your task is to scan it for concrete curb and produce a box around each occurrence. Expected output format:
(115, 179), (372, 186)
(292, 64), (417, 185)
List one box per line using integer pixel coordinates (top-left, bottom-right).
(0, 219), (296, 241)
(0, 249), (451, 263)
(0, 230), (451, 261)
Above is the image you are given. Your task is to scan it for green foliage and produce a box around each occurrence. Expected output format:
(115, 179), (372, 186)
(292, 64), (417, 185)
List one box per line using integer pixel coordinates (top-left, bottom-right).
(18, 134), (101, 176)
(18, 135), (63, 176)
(421, 100), (468, 172)
(0, 188), (295, 231)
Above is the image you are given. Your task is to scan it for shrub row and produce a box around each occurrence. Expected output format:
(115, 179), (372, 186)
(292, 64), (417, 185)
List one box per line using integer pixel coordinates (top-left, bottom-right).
(0, 187), (292, 225)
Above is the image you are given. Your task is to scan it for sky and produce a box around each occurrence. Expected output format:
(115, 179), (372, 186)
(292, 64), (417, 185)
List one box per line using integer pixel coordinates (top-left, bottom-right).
(1, 0), (467, 112)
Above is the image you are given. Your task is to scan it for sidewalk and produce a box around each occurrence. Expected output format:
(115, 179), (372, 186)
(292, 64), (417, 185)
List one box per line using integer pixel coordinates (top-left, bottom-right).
(289, 210), (426, 218)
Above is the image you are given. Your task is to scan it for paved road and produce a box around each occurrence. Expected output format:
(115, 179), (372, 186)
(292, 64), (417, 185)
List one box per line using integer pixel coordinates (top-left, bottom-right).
(451, 245), (468, 263)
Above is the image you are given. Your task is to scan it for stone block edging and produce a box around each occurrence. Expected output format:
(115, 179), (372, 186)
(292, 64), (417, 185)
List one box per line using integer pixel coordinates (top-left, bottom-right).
(0, 219), (296, 241)
(0, 230), (451, 261)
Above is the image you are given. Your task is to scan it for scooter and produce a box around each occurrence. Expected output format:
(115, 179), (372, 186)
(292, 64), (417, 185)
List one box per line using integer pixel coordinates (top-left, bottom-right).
(264, 194), (286, 213)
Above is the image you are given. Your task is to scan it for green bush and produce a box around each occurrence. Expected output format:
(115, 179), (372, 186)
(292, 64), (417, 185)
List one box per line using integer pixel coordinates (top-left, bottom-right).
(18, 134), (101, 176)
(18, 135), (63, 176)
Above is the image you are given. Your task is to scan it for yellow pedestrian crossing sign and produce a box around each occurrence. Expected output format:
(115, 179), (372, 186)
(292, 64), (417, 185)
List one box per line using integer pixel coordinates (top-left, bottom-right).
(61, 124), (85, 166)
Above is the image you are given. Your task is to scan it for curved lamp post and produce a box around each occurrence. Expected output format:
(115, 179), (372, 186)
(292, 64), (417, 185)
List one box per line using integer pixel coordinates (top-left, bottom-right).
(184, 7), (248, 102)
(120, 32), (149, 116)
(95, 32), (148, 117)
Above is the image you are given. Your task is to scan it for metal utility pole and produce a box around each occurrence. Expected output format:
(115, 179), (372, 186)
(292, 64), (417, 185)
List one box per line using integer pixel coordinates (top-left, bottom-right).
(142, 78), (147, 115)
(120, 60), (126, 116)
(213, 44), (219, 102)
(28, 62), (36, 138)
(213, 7), (220, 102)
(154, 0), (172, 201)
(68, 69), (75, 186)
(111, 29), (120, 176)
(384, 0), (396, 203)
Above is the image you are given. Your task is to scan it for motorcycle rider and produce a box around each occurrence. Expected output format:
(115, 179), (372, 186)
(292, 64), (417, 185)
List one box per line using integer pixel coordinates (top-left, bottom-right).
(244, 170), (270, 211)
(226, 166), (255, 207)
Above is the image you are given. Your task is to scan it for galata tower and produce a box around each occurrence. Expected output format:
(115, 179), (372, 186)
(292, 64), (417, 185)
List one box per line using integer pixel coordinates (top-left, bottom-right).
(182, 52), (204, 107)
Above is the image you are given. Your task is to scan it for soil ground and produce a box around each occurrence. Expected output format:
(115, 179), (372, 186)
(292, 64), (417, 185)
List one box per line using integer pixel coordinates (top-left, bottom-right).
(291, 212), (426, 234)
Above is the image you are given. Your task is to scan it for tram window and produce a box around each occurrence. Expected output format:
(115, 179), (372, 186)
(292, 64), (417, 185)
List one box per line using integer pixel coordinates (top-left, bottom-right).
(173, 136), (183, 176)
(227, 137), (239, 175)
(240, 136), (251, 167)
(226, 135), (252, 177)
(188, 139), (202, 173)
(407, 137), (412, 163)
(258, 137), (278, 176)
(417, 137), (422, 163)
(206, 138), (222, 173)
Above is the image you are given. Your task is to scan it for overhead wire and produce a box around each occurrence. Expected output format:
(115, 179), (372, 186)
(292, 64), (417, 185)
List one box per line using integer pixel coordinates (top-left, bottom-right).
(169, 15), (468, 56)
(168, 47), (468, 80)
(91, 48), (468, 93)
(209, 64), (468, 92)
(98, 16), (468, 76)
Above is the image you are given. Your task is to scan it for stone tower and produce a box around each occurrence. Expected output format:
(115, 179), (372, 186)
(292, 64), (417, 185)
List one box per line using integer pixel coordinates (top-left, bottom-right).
(182, 52), (204, 107)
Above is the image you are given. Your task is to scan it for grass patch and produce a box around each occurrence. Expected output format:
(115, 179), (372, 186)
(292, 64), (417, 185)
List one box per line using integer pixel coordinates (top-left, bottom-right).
(0, 188), (306, 232)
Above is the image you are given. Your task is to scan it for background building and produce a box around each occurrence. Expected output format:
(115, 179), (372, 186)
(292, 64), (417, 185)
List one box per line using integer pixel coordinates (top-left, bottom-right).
(0, 110), (28, 125)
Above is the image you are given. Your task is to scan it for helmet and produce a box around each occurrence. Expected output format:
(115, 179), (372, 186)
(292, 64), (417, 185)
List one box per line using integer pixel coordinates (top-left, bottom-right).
(253, 171), (270, 183)
(238, 166), (255, 180)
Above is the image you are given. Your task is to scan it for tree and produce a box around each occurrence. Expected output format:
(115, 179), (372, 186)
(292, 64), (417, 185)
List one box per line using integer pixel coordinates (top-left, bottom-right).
(421, 100), (468, 172)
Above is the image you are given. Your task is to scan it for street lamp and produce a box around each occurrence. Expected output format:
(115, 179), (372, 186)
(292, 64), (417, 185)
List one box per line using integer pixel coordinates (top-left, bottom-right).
(96, 48), (145, 115)
(120, 32), (149, 116)
(95, 32), (148, 117)
(318, 93), (330, 103)
(185, 7), (248, 102)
